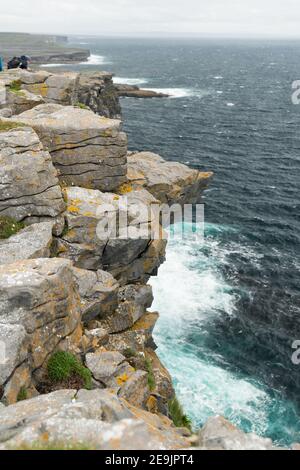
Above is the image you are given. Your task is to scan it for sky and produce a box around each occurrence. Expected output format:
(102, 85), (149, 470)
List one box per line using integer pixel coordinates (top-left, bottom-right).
(1, 0), (300, 38)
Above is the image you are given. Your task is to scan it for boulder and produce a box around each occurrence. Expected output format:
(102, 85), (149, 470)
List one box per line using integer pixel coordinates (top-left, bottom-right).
(104, 284), (153, 333)
(106, 311), (159, 354)
(0, 222), (54, 265)
(0, 109), (12, 118)
(57, 186), (166, 284)
(6, 89), (44, 115)
(197, 416), (279, 450)
(118, 370), (149, 407)
(16, 104), (128, 191)
(0, 126), (65, 225)
(127, 151), (213, 205)
(0, 389), (189, 450)
(85, 351), (128, 385)
(72, 267), (119, 323)
(0, 258), (82, 403)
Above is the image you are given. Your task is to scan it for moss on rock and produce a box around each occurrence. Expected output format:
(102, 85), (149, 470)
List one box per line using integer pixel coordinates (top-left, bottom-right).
(17, 387), (28, 402)
(0, 120), (26, 132)
(0, 216), (25, 239)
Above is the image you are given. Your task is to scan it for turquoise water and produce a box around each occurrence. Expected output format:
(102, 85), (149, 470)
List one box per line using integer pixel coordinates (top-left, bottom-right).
(150, 223), (300, 447)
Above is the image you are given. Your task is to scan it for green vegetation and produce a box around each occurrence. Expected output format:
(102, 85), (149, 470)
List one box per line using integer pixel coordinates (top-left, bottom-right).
(145, 358), (156, 391)
(74, 102), (89, 110)
(123, 348), (137, 359)
(0, 216), (25, 239)
(168, 397), (192, 431)
(17, 387), (28, 402)
(47, 351), (92, 390)
(9, 80), (25, 96)
(0, 120), (25, 132)
(13, 441), (93, 451)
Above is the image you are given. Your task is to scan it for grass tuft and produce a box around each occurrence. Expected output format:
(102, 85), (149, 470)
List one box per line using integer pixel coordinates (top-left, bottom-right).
(168, 397), (192, 431)
(74, 102), (89, 110)
(145, 358), (156, 391)
(0, 216), (25, 239)
(9, 80), (25, 95)
(47, 351), (92, 390)
(123, 348), (137, 359)
(17, 387), (28, 402)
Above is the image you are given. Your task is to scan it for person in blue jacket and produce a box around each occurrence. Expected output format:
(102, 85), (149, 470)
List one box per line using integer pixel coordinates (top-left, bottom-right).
(0, 56), (3, 72)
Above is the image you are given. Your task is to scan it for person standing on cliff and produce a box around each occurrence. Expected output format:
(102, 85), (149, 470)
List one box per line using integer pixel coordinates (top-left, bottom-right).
(20, 55), (30, 70)
(0, 56), (3, 72)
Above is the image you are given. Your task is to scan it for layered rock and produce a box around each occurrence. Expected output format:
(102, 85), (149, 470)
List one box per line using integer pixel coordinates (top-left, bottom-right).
(0, 258), (82, 403)
(16, 104), (128, 191)
(127, 151), (213, 205)
(0, 389), (189, 450)
(0, 70), (78, 110)
(1, 69), (121, 118)
(77, 72), (121, 118)
(0, 74), (44, 116)
(56, 186), (166, 283)
(0, 126), (65, 227)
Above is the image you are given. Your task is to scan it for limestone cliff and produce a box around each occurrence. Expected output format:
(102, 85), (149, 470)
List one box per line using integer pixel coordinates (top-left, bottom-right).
(0, 69), (121, 119)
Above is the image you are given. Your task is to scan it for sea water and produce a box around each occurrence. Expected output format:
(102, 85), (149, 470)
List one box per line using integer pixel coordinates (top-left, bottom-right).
(64, 37), (300, 446)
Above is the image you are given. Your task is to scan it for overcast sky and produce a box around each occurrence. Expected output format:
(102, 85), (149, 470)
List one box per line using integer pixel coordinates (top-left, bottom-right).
(1, 0), (300, 38)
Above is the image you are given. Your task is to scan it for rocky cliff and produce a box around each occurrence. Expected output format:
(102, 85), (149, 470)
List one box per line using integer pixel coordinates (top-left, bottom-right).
(0, 69), (121, 119)
(0, 68), (288, 451)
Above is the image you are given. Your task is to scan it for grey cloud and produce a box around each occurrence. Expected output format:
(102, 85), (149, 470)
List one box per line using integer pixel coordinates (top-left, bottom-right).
(1, 0), (300, 37)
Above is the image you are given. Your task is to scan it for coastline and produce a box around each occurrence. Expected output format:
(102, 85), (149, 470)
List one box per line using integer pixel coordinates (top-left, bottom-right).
(0, 57), (296, 448)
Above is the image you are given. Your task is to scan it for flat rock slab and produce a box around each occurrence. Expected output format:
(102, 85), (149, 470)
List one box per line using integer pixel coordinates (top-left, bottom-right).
(0, 222), (54, 265)
(16, 104), (128, 191)
(128, 151), (213, 205)
(0, 389), (189, 450)
(7, 89), (44, 115)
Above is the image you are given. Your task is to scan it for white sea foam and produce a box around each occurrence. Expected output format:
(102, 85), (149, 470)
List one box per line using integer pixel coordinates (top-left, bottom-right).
(81, 54), (108, 65)
(227, 102), (235, 107)
(150, 223), (272, 434)
(113, 77), (148, 85)
(40, 63), (66, 67)
(142, 88), (211, 99)
(40, 54), (108, 68)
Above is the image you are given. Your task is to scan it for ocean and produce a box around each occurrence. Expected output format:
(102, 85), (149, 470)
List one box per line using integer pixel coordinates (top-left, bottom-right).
(51, 37), (300, 446)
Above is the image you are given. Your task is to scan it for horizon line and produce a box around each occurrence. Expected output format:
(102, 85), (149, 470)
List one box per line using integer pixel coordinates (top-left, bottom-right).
(2, 30), (300, 41)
